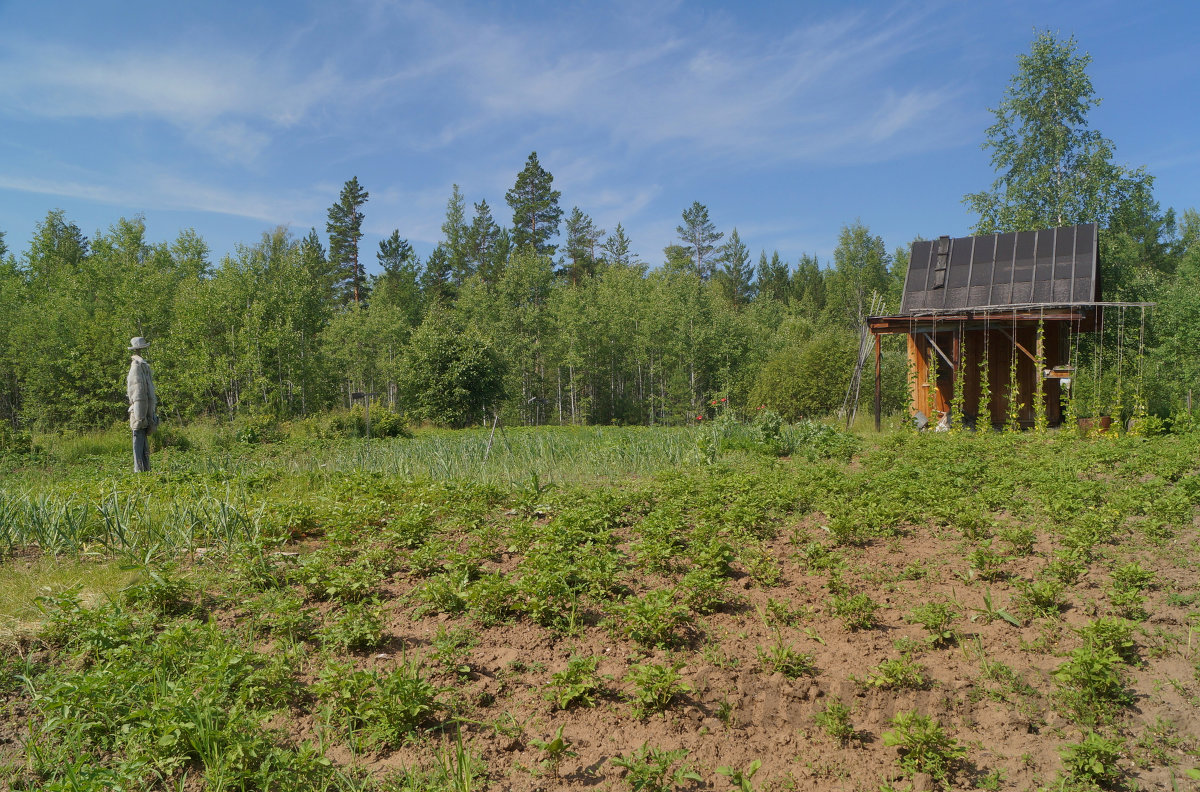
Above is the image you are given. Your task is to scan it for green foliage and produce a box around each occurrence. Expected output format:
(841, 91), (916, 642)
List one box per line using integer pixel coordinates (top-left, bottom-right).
(907, 601), (959, 646)
(749, 333), (857, 421)
(529, 725), (576, 778)
(1054, 645), (1131, 724)
(882, 711), (966, 786)
(611, 744), (702, 792)
(716, 759), (762, 792)
(544, 655), (605, 710)
(625, 661), (690, 717)
(402, 308), (507, 428)
(317, 600), (385, 651)
(863, 657), (928, 690)
(964, 31), (1152, 234)
(813, 698), (856, 743)
(313, 659), (441, 748)
(756, 633), (817, 678)
(1059, 730), (1124, 787)
(610, 588), (692, 648)
(1017, 578), (1066, 618)
(1076, 618), (1138, 664)
(830, 590), (880, 631)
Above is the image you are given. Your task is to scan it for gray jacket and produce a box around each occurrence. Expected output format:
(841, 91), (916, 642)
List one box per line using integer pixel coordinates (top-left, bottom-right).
(127, 355), (158, 431)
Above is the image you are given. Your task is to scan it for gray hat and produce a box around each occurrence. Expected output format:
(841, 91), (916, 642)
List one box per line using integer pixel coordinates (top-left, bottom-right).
(128, 337), (150, 351)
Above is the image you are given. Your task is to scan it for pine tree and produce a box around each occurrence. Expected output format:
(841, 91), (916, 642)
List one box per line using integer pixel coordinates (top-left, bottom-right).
(602, 222), (639, 269)
(791, 253), (825, 310)
(676, 201), (723, 279)
(442, 185), (471, 284)
(562, 206), (605, 283)
(716, 228), (754, 307)
(421, 246), (453, 305)
(375, 231), (422, 328)
(506, 152), (562, 256)
(326, 177), (370, 305)
(467, 200), (508, 285)
(756, 250), (791, 303)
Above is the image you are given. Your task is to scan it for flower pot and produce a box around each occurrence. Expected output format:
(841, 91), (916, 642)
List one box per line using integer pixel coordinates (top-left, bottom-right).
(1077, 416), (1112, 432)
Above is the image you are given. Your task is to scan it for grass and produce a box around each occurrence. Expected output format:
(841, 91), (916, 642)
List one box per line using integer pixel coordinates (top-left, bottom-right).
(0, 556), (139, 645)
(1, 421), (1199, 790)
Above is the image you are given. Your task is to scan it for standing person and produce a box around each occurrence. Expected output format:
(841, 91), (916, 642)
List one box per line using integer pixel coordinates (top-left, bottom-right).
(126, 337), (158, 473)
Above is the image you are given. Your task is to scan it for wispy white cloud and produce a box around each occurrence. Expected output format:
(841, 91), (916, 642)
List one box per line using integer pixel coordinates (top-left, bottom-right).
(378, 3), (968, 167)
(0, 41), (343, 163)
(0, 172), (322, 227)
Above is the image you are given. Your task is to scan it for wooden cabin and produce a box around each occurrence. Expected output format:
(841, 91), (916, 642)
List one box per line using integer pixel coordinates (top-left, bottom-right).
(867, 223), (1102, 430)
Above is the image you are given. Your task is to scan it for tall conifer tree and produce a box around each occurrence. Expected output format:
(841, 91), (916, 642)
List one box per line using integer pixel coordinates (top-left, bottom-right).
(506, 152), (562, 256)
(326, 177), (369, 305)
(676, 201), (723, 279)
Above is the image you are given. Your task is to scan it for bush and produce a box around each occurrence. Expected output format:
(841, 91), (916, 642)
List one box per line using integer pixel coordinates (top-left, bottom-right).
(1060, 730), (1124, 787)
(882, 711), (966, 785)
(749, 333), (856, 421)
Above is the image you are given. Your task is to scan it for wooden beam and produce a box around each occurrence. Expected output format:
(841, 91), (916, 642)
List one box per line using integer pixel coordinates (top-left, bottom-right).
(874, 333), (882, 432)
(996, 328), (1038, 365)
(921, 332), (955, 368)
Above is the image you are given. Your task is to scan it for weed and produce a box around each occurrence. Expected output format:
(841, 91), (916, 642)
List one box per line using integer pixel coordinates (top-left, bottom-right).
(611, 589), (691, 649)
(969, 588), (1022, 627)
(313, 659), (442, 749)
(756, 633), (817, 678)
(997, 525), (1037, 556)
(797, 541), (843, 571)
(430, 625), (477, 680)
(813, 698), (855, 743)
(417, 571), (472, 616)
(529, 725), (576, 778)
(297, 552), (384, 603)
(317, 600), (385, 651)
(245, 589), (315, 642)
(967, 541), (1007, 581)
(759, 597), (804, 628)
(625, 661), (690, 717)
(1059, 730), (1124, 787)
(1109, 562), (1155, 592)
(544, 655), (605, 710)
(1054, 645), (1131, 724)
(464, 572), (518, 626)
(907, 601), (959, 647)
(882, 710), (966, 786)
(1108, 586), (1148, 621)
(679, 567), (730, 614)
(122, 571), (196, 621)
(611, 744), (702, 791)
(831, 591), (879, 631)
(863, 657), (927, 690)
(741, 546), (782, 587)
(1017, 578), (1066, 619)
(716, 759), (762, 791)
(1076, 618), (1138, 664)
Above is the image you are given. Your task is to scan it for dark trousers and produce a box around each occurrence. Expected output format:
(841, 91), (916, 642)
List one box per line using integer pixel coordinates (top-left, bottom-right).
(133, 428), (151, 472)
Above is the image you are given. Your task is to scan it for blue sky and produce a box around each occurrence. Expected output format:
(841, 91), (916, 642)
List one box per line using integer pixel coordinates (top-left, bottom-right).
(1, 0), (1197, 273)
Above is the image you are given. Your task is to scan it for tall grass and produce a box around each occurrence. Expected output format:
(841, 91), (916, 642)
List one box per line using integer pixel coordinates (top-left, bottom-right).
(277, 425), (695, 485)
(0, 486), (266, 559)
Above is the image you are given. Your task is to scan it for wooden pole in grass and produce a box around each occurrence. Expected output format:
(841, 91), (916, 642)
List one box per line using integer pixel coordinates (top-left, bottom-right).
(874, 332), (882, 432)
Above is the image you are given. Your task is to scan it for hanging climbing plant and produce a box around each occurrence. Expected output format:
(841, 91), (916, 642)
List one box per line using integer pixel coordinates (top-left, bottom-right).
(949, 330), (967, 433)
(978, 328), (992, 431)
(1033, 319), (1048, 433)
(1006, 342), (1021, 432)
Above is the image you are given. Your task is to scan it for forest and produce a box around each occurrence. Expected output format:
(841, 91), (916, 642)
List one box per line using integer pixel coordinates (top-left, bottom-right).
(0, 32), (1197, 436)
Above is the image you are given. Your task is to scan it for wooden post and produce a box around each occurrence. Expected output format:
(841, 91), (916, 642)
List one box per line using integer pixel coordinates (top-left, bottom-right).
(873, 333), (882, 432)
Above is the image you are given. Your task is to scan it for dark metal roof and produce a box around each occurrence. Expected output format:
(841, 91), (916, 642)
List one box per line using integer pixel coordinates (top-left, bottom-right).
(898, 223), (1099, 315)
